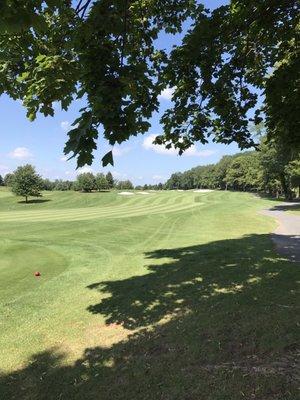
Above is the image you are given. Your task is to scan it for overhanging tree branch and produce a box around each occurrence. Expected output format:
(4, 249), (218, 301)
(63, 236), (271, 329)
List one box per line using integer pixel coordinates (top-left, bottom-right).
(120, 0), (128, 68)
(76, 0), (93, 18)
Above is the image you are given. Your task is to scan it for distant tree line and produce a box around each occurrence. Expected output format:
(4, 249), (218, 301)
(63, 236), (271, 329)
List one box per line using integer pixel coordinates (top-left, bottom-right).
(0, 169), (137, 200)
(165, 139), (300, 200)
(1, 138), (298, 202)
(0, 169), (165, 195)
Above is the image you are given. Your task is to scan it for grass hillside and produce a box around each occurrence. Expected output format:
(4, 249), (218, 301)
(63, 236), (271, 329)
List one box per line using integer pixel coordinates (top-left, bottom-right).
(0, 189), (298, 399)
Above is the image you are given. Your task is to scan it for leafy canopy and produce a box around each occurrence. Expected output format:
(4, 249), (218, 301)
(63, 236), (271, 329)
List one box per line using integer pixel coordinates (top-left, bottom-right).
(117, 180), (134, 190)
(76, 172), (96, 192)
(165, 137), (300, 199)
(4, 173), (15, 187)
(0, 0), (299, 167)
(11, 164), (42, 202)
(95, 173), (109, 191)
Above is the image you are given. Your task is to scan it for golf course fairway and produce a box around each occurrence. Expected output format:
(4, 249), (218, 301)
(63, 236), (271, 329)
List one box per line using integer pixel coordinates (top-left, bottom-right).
(0, 189), (298, 399)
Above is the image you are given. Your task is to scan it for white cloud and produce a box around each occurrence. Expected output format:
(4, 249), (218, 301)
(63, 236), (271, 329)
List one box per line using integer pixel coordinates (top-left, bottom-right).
(143, 134), (177, 155)
(158, 87), (175, 101)
(9, 147), (32, 159)
(60, 155), (68, 162)
(112, 171), (127, 179)
(143, 134), (217, 158)
(112, 146), (131, 157)
(61, 121), (79, 132)
(152, 175), (165, 181)
(77, 166), (94, 174)
(60, 121), (71, 131)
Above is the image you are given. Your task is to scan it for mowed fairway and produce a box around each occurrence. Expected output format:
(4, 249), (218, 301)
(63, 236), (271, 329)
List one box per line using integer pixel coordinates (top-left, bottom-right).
(0, 189), (298, 399)
(0, 191), (200, 223)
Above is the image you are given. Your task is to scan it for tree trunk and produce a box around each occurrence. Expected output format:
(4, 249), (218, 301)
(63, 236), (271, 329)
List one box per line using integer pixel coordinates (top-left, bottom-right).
(279, 173), (292, 201)
(25, 196), (28, 203)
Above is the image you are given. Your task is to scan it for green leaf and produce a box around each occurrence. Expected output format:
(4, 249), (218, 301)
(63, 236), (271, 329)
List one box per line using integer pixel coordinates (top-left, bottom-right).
(102, 151), (114, 167)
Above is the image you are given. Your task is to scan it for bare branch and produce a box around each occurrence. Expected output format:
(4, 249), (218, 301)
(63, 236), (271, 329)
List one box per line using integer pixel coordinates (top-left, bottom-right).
(75, 0), (84, 12)
(76, 0), (93, 18)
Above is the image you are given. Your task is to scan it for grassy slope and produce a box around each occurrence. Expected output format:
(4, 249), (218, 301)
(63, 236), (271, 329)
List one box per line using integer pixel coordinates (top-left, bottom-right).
(0, 189), (298, 400)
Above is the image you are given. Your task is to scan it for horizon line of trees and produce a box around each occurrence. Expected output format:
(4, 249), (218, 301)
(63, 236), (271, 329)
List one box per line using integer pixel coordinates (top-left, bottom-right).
(165, 139), (300, 200)
(0, 169), (139, 201)
(1, 138), (299, 202)
(0, 170), (165, 195)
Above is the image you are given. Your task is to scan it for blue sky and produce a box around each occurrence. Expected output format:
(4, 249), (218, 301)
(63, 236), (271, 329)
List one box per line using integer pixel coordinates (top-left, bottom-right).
(0, 0), (244, 185)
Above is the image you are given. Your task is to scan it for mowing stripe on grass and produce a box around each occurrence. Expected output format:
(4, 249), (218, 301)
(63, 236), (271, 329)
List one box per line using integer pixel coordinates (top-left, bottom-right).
(0, 197), (202, 222)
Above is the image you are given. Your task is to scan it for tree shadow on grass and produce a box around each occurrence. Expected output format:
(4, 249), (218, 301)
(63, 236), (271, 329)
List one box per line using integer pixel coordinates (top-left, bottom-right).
(86, 234), (299, 330)
(1, 234), (299, 400)
(18, 199), (51, 204)
(269, 203), (300, 213)
(256, 192), (300, 203)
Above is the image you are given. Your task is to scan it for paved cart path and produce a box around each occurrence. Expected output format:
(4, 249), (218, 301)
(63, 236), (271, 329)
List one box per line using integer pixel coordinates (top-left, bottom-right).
(260, 203), (300, 263)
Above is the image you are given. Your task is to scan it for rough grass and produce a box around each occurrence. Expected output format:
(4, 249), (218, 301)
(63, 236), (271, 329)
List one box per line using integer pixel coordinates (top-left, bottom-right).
(287, 204), (300, 216)
(0, 189), (298, 400)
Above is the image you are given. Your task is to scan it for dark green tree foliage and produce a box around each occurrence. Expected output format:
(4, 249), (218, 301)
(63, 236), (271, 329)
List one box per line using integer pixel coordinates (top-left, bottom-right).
(11, 164), (42, 203)
(105, 172), (114, 189)
(95, 173), (109, 191)
(54, 179), (74, 191)
(76, 172), (96, 192)
(0, 1), (298, 166)
(4, 173), (14, 187)
(194, 165), (218, 189)
(165, 140), (300, 199)
(259, 139), (295, 200)
(214, 155), (237, 190)
(0, 175), (3, 186)
(135, 183), (165, 190)
(42, 178), (55, 190)
(166, 172), (183, 190)
(225, 153), (262, 191)
(286, 159), (300, 197)
(0, 0), (193, 167)
(160, 1), (299, 154)
(117, 180), (134, 190)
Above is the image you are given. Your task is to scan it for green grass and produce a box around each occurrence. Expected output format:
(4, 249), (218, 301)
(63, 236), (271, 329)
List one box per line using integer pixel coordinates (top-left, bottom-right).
(0, 189), (298, 399)
(287, 204), (300, 215)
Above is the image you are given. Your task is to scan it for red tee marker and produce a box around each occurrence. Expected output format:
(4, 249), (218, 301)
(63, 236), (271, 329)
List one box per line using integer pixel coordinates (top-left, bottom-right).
(34, 271), (41, 277)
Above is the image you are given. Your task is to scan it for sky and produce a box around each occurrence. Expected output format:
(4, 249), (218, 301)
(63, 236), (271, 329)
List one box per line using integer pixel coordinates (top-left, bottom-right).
(0, 0), (244, 186)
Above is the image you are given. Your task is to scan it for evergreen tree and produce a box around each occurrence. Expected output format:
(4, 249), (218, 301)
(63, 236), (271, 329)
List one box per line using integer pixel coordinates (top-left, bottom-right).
(105, 172), (114, 189)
